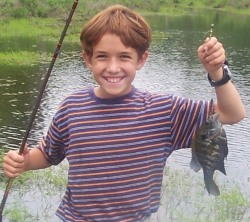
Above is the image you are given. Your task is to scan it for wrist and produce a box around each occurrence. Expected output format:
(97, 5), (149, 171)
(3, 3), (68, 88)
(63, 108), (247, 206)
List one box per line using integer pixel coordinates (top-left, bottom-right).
(208, 63), (231, 87)
(208, 68), (223, 81)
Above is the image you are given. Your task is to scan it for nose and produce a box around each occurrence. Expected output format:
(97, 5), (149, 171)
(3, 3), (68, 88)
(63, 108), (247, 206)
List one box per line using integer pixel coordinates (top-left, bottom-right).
(107, 58), (120, 74)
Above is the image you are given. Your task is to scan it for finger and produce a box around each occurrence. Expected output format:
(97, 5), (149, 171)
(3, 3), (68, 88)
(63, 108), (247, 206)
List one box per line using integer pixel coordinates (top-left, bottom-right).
(3, 151), (25, 172)
(3, 155), (24, 177)
(5, 150), (24, 164)
(205, 49), (225, 64)
(3, 165), (22, 179)
(204, 37), (218, 53)
(204, 37), (210, 43)
(22, 144), (29, 155)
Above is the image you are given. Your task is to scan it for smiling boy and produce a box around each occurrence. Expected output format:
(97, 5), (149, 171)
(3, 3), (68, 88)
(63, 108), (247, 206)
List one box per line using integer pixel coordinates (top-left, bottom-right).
(2, 5), (246, 222)
(83, 33), (146, 99)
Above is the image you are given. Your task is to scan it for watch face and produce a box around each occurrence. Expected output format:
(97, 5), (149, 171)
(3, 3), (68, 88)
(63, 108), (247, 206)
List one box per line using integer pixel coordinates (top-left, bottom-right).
(223, 65), (232, 77)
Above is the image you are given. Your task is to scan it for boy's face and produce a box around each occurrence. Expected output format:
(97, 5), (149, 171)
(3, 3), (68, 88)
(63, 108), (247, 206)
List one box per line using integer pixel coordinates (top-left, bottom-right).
(83, 33), (148, 99)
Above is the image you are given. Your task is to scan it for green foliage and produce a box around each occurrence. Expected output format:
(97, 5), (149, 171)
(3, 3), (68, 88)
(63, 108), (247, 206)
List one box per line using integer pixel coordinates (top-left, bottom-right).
(2, 163), (68, 221)
(214, 188), (250, 221)
(160, 167), (250, 222)
(4, 204), (38, 222)
(0, 51), (41, 66)
(1, 0), (248, 19)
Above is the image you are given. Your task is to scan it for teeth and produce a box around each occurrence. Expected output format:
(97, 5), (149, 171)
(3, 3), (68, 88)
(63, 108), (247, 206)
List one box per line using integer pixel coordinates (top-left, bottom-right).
(106, 78), (122, 83)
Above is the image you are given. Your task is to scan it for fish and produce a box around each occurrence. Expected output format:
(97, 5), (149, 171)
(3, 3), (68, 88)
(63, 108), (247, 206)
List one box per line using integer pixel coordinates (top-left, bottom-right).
(190, 112), (228, 196)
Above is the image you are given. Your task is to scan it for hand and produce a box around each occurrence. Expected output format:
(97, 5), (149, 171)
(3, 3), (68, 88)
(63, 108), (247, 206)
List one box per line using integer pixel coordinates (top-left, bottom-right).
(2, 144), (29, 179)
(197, 37), (226, 79)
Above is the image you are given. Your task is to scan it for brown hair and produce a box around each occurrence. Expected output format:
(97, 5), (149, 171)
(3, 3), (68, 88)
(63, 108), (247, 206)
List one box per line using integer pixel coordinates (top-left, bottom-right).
(80, 5), (151, 58)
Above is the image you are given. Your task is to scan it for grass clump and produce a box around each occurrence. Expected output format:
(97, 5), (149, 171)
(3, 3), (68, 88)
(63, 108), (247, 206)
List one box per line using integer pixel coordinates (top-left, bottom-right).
(1, 161), (68, 222)
(158, 167), (250, 222)
(0, 18), (61, 38)
(0, 51), (41, 67)
(0, 18), (79, 67)
(214, 188), (250, 221)
(4, 204), (38, 222)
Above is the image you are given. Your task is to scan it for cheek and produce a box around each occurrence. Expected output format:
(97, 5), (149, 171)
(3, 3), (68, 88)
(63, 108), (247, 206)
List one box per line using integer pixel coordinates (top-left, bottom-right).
(91, 64), (104, 77)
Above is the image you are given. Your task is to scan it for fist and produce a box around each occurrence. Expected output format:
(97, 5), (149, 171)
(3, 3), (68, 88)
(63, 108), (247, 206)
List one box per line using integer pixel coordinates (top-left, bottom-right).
(2, 147), (29, 179)
(198, 37), (225, 76)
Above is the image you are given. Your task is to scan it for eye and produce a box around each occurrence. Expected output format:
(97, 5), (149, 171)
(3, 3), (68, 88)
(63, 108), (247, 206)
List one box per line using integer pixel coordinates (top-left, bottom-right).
(201, 134), (207, 140)
(120, 54), (131, 60)
(96, 54), (107, 59)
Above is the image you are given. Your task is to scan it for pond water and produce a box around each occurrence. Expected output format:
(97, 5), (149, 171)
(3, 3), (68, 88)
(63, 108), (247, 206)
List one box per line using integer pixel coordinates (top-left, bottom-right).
(0, 9), (250, 221)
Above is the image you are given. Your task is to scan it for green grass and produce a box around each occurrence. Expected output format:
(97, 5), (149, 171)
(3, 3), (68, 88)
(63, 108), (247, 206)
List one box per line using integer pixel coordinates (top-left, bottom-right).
(1, 162), (68, 222)
(0, 18), (79, 66)
(0, 0), (250, 19)
(0, 51), (42, 66)
(0, 18), (71, 39)
(159, 167), (250, 222)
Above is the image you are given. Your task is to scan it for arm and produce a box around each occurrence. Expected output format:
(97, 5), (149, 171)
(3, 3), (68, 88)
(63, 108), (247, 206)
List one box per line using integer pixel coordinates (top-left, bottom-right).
(3, 145), (51, 179)
(197, 37), (246, 124)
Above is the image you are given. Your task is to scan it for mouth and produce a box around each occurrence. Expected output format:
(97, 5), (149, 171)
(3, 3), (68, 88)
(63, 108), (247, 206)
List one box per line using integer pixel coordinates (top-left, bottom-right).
(105, 77), (124, 83)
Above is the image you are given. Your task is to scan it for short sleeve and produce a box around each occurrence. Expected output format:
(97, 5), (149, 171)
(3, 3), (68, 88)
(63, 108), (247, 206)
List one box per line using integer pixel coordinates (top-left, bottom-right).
(170, 95), (211, 150)
(37, 99), (70, 165)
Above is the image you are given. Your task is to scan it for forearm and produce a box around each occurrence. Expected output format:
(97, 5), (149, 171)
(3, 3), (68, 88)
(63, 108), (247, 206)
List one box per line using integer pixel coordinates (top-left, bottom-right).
(197, 37), (246, 124)
(25, 148), (51, 171)
(214, 81), (246, 124)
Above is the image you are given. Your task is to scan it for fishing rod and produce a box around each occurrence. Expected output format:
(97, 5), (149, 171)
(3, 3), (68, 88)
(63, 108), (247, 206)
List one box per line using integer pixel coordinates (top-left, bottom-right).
(0, 0), (79, 221)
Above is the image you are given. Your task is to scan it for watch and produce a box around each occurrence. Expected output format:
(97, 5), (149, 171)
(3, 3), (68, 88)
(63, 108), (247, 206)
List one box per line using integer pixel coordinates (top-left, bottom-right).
(208, 64), (231, 87)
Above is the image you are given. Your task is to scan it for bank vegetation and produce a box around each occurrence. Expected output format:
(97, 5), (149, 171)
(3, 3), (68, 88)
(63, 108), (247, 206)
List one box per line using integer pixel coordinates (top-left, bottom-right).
(0, 0), (250, 19)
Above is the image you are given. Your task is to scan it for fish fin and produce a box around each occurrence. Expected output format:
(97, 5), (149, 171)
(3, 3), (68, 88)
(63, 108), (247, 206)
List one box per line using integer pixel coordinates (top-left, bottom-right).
(220, 128), (229, 158)
(190, 152), (201, 172)
(204, 171), (220, 196)
(224, 144), (229, 159)
(218, 164), (227, 175)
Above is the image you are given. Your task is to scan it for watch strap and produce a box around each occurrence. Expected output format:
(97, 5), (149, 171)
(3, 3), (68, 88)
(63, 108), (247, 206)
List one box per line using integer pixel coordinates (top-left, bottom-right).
(208, 65), (231, 87)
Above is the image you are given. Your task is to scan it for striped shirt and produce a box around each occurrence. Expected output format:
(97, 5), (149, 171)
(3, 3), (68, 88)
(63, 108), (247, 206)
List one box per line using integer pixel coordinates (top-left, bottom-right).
(38, 87), (211, 222)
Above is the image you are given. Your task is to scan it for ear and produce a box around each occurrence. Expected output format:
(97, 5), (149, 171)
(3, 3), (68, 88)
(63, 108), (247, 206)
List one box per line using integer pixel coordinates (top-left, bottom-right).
(136, 51), (148, 70)
(82, 51), (92, 69)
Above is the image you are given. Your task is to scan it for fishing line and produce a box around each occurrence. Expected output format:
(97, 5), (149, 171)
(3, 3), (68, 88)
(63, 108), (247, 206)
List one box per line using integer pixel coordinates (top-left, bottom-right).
(204, 23), (214, 39)
(0, 1), (79, 221)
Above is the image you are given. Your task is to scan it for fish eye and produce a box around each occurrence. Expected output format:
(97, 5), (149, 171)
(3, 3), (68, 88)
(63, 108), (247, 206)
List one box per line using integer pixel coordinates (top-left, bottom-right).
(201, 134), (207, 140)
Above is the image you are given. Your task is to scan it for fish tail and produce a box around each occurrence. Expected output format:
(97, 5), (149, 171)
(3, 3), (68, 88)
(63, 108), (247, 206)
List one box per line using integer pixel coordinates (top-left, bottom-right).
(204, 172), (220, 196)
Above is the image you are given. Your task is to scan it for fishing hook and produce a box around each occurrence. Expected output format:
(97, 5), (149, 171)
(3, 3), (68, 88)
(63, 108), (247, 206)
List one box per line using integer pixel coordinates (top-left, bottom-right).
(204, 23), (214, 39)
(0, 1), (79, 221)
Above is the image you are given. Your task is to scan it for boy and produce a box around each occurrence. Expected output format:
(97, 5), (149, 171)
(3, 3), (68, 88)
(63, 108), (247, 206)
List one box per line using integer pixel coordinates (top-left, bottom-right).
(2, 5), (246, 222)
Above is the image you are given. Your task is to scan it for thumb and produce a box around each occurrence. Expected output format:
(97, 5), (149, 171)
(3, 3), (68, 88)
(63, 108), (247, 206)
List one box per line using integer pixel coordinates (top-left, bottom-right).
(21, 144), (30, 172)
(204, 37), (210, 43)
(22, 143), (30, 156)
(18, 143), (29, 156)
